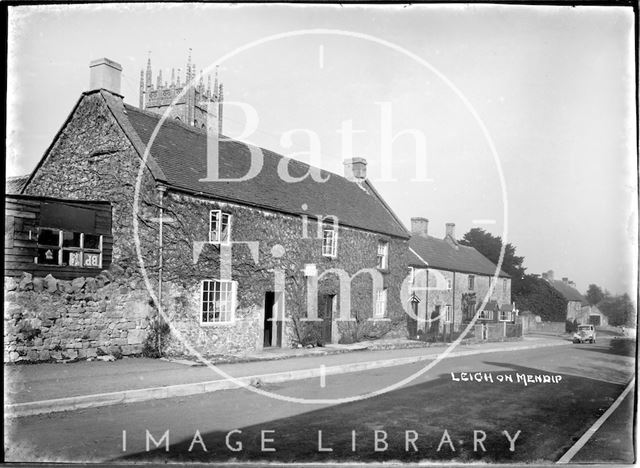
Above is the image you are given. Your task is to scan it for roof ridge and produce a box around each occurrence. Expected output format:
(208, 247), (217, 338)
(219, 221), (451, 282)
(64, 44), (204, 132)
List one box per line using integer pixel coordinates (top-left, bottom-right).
(124, 103), (372, 189)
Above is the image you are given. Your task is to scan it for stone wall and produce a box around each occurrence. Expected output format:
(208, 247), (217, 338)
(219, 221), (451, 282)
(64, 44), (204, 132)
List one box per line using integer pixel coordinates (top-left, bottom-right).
(520, 319), (565, 334)
(4, 264), (154, 363)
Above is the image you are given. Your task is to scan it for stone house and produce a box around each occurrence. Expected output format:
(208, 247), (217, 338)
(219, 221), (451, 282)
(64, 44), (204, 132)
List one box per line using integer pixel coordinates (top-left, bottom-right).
(541, 271), (606, 326)
(10, 57), (411, 360)
(406, 218), (513, 339)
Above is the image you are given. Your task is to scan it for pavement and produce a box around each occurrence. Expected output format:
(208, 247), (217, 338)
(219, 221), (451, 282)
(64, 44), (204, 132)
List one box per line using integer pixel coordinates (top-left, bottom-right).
(4, 334), (570, 418)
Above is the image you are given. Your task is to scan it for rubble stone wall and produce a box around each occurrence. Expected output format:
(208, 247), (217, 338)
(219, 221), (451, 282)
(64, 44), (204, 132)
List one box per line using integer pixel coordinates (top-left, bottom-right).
(4, 265), (153, 363)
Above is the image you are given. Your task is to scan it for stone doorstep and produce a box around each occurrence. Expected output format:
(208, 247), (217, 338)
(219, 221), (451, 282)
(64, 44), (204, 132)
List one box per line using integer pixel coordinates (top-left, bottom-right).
(4, 339), (570, 419)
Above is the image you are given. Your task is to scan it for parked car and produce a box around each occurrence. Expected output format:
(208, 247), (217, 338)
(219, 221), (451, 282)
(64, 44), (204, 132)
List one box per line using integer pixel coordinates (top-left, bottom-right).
(573, 324), (596, 344)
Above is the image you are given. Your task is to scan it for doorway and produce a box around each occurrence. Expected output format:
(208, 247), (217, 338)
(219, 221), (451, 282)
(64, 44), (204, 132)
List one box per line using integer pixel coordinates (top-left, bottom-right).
(263, 291), (283, 348)
(318, 294), (335, 344)
(407, 301), (418, 338)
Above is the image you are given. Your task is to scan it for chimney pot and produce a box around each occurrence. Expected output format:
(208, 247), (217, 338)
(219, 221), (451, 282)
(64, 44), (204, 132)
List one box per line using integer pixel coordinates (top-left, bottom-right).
(445, 223), (456, 239)
(89, 58), (123, 96)
(343, 157), (367, 180)
(411, 217), (429, 238)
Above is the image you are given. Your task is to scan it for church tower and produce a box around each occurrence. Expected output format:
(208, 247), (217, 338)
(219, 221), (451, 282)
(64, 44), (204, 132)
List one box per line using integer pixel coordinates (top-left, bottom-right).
(139, 50), (223, 133)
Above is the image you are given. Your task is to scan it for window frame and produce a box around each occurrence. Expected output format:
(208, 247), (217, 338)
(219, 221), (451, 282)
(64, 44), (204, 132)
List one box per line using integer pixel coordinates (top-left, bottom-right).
(322, 227), (338, 258)
(445, 305), (453, 323)
(375, 288), (388, 318)
(499, 309), (512, 322)
(468, 275), (475, 291)
(209, 210), (232, 244)
(377, 241), (389, 270)
(200, 279), (237, 326)
(502, 278), (507, 294)
(479, 309), (494, 320)
(35, 227), (103, 269)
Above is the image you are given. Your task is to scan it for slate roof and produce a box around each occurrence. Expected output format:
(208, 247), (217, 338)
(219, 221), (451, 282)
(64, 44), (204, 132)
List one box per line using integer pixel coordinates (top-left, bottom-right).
(409, 235), (510, 278)
(6, 175), (29, 194)
(99, 92), (408, 238)
(548, 280), (588, 305)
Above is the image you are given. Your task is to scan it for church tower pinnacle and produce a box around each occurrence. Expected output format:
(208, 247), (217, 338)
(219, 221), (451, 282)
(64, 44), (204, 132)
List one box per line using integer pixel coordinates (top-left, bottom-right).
(138, 50), (223, 132)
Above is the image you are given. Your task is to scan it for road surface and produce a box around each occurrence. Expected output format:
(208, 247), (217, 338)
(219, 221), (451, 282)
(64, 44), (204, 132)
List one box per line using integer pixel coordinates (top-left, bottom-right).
(5, 334), (635, 463)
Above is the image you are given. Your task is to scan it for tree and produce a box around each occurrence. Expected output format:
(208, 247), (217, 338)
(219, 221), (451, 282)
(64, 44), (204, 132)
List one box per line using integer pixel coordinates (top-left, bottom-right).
(585, 284), (606, 306)
(460, 228), (527, 295)
(512, 274), (567, 322)
(599, 293), (636, 327)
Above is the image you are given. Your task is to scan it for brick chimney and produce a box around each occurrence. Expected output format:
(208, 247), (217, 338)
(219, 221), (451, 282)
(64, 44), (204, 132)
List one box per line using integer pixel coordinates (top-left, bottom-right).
(445, 223), (456, 239)
(343, 158), (367, 180)
(89, 58), (123, 96)
(411, 217), (429, 238)
(562, 277), (569, 284)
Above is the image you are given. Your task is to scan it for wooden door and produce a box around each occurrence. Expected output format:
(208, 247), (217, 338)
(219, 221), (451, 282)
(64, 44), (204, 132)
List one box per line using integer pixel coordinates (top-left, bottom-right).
(318, 294), (334, 344)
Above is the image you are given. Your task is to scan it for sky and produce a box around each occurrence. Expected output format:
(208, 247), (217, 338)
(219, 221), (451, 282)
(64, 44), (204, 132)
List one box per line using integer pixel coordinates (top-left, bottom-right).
(6, 3), (637, 298)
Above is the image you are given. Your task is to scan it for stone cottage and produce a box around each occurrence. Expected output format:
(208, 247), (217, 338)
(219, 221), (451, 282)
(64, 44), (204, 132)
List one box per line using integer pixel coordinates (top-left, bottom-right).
(406, 218), (513, 340)
(541, 271), (606, 326)
(8, 57), (411, 361)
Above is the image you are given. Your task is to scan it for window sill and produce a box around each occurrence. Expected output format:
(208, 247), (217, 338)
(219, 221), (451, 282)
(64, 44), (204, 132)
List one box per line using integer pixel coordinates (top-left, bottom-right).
(200, 321), (236, 327)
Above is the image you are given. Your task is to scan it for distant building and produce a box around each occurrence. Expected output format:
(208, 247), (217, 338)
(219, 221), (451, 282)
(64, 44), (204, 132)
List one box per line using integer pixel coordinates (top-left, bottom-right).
(541, 271), (607, 326)
(407, 218), (512, 339)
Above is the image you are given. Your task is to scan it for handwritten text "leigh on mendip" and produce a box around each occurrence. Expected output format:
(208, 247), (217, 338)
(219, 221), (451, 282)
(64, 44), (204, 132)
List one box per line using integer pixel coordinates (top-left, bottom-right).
(450, 372), (562, 385)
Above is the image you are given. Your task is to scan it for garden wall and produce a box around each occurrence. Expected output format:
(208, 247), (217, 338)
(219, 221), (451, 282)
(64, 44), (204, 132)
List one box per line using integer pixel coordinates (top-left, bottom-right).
(4, 264), (154, 363)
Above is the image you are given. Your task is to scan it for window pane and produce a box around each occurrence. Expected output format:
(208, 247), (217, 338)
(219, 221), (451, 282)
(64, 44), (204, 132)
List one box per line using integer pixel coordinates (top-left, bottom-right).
(221, 214), (231, 242)
(37, 248), (59, 265)
(38, 229), (60, 246)
(62, 250), (82, 267)
(210, 211), (219, 242)
(83, 252), (100, 268)
(84, 234), (101, 250)
(62, 232), (82, 248)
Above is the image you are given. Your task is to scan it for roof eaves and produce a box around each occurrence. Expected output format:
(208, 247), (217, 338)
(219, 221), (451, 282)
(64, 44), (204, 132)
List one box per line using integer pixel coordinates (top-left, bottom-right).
(161, 183), (407, 239)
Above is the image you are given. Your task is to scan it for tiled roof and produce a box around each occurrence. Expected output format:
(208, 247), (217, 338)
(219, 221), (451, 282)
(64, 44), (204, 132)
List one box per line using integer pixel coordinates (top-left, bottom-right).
(409, 235), (510, 278)
(103, 94), (408, 238)
(549, 280), (588, 305)
(6, 175), (29, 194)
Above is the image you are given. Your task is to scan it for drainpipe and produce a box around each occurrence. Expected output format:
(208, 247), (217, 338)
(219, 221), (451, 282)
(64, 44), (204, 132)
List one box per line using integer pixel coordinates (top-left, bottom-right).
(157, 185), (167, 313)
